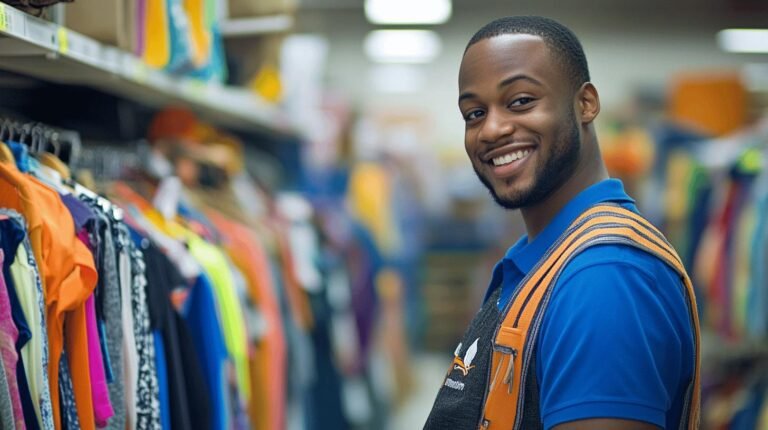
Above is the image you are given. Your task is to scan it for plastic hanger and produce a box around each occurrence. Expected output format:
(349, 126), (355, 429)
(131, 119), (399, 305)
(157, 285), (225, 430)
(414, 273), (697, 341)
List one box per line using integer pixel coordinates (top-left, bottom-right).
(38, 130), (71, 180)
(0, 120), (17, 165)
(0, 142), (15, 164)
(17, 123), (31, 150)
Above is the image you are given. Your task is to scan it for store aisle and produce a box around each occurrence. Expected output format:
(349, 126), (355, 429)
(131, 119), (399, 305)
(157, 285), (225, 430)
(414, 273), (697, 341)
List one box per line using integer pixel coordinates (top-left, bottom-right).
(389, 353), (446, 430)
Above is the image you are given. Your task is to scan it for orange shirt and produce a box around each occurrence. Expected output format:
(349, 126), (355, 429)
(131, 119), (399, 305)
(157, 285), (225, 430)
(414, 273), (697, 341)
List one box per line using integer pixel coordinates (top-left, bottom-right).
(0, 163), (98, 430)
(268, 218), (314, 331)
(207, 210), (287, 430)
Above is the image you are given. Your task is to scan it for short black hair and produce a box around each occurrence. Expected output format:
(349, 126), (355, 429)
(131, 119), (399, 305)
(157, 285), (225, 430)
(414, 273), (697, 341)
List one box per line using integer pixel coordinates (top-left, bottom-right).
(466, 16), (590, 91)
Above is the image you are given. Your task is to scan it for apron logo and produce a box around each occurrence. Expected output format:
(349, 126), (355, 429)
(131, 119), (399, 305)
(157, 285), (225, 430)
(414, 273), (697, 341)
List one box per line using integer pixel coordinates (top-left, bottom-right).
(452, 338), (479, 377)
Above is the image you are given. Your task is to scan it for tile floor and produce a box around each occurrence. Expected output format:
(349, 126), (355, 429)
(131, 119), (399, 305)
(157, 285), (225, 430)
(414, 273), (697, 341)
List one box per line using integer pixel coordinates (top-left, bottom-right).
(388, 353), (447, 429)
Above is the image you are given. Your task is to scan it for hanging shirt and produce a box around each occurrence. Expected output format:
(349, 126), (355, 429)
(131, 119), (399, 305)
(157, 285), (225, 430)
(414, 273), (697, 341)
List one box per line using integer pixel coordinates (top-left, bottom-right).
(115, 227), (139, 430)
(6, 142), (33, 174)
(0, 352), (16, 429)
(126, 232), (161, 430)
(85, 294), (114, 427)
(182, 274), (230, 430)
(64, 198), (115, 428)
(61, 195), (95, 234)
(76, 201), (127, 430)
(2, 210), (52, 430)
(0, 215), (37, 429)
(747, 167), (768, 338)
(186, 235), (252, 405)
(152, 331), (170, 430)
(0, 249), (25, 429)
(141, 239), (211, 430)
(58, 351), (81, 430)
(207, 210), (287, 430)
(0, 163), (98, 430)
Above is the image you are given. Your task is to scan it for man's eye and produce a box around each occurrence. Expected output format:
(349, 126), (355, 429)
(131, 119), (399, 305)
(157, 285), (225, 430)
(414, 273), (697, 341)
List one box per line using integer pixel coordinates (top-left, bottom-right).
(509, 97), (535, 107)
(464, 110), (485, 121)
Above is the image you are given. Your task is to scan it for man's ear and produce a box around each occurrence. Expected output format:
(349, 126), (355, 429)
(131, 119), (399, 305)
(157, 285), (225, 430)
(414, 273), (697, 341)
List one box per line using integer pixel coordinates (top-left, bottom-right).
(576, 82), (600, 125)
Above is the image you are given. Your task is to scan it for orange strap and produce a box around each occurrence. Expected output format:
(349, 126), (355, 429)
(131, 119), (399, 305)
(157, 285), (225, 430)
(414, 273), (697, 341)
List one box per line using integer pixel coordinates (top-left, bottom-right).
(480, 204), (701, 430)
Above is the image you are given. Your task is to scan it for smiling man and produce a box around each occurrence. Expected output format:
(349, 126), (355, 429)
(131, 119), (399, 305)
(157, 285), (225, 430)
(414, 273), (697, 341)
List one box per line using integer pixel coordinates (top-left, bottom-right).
(424, 16), (701, 430)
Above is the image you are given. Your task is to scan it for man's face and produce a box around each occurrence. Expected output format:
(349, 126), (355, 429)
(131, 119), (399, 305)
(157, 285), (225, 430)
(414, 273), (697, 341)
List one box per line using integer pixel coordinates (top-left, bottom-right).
(458, 34), (581, 209)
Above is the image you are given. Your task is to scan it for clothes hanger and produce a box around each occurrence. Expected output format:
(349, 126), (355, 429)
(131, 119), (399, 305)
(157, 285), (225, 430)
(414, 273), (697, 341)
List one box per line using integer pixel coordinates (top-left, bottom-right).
(0, 141), (15, 165)
(18, 123), (31, 149)
(0, 119), (16, 164)
(54, 130), (81, 170)
(38, 129), (72, 180)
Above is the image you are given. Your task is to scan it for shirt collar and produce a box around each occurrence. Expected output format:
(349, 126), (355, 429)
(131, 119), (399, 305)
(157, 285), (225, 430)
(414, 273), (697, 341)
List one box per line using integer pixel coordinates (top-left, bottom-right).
(504, 178), (635, 274)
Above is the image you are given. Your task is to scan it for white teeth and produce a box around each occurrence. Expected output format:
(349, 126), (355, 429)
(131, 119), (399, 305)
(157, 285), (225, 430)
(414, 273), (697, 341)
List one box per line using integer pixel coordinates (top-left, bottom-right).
(492, 149), (532, 166)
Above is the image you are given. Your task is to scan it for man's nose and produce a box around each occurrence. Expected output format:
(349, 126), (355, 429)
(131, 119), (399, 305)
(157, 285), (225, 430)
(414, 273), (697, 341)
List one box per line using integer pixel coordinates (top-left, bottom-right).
(478, 109), (514, 144)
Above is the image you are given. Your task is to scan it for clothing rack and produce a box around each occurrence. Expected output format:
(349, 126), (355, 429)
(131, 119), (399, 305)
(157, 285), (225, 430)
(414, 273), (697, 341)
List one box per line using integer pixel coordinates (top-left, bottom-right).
(0, 117), (82, 167)
(648, 117), (768, 429)
(0, 111), (404, 430)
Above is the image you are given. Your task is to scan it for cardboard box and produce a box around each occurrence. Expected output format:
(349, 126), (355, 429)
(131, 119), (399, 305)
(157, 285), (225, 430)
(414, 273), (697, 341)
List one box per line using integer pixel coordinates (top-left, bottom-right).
(64, 0), (137, 52)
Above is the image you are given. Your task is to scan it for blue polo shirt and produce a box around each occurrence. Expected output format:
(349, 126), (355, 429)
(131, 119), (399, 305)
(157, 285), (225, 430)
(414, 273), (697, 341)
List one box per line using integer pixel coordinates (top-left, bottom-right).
(486, 179), (695, 430)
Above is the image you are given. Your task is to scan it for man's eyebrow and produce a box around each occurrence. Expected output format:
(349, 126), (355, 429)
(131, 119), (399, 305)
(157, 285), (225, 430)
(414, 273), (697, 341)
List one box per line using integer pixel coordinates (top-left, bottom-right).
(458, 92), (477, 103)
(499, 74), (544, 88)
(459, 75), (544, 103)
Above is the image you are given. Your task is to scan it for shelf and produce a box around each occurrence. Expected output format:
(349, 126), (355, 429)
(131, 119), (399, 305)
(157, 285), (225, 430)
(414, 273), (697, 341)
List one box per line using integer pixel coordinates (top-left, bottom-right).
(220, 14), (294, 37)
(0, 4), (296, 137)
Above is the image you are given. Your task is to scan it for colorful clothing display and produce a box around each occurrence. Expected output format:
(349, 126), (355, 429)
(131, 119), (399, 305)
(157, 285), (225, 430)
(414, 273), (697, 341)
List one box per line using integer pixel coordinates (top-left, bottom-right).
(649, 122), (768, 429)
(0, 106), (412, 430)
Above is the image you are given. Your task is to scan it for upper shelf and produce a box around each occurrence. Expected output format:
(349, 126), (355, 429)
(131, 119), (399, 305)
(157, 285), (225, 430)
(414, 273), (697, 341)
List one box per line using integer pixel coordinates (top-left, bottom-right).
(221, 14), (294, 37)
(0, 4), (296, 137)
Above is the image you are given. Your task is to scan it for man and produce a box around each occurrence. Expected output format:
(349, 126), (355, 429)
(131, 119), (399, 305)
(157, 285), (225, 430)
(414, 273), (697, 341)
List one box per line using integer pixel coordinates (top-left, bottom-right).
(425, 16), (700, 430)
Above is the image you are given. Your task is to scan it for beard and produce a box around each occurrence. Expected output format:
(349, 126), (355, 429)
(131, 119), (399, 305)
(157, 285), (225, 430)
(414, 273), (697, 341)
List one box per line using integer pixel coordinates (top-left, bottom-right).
(474, 109), (581, 210)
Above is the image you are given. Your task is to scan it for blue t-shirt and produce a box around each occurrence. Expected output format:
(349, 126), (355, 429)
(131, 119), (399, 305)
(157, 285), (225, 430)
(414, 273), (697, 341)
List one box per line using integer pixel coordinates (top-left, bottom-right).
(486, 179), (695, 430)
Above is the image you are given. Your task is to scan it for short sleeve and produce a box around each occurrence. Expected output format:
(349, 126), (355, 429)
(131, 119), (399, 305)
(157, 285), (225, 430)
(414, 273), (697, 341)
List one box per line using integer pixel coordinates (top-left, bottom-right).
(536, 245), (694, 429)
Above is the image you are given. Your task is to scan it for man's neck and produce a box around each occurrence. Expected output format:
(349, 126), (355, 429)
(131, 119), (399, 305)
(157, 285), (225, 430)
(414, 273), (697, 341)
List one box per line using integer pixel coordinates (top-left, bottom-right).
(520, 158), (608, 241)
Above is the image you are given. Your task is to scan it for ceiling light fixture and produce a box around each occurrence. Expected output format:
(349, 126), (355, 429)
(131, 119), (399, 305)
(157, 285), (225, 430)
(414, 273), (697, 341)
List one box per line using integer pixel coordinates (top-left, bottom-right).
(364, 0), (451, 25)
(717, 29), (768, 54)
(364, 30), (442, 63)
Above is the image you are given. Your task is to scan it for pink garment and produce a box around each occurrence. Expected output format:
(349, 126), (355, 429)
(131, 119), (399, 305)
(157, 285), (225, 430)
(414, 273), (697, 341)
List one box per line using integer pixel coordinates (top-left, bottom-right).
(85, 295), (114, 427)
(79, 230), (114, 427)
(0, 249), (26, 429)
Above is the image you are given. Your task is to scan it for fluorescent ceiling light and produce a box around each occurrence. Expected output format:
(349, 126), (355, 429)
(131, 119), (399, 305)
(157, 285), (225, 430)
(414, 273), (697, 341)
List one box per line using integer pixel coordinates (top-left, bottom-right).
(717, 29), (768, 53)
(364, 30), (442, 64)
(365, 0), (451, 25)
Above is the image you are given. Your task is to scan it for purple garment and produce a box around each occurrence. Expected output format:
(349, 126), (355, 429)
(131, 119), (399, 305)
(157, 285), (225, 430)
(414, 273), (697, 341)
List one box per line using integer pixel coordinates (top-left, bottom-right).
(348, 223), (382, 374)
(136, 0), (146, 55)
(0, 249), (25, 429)
(61, 194), (96, 233)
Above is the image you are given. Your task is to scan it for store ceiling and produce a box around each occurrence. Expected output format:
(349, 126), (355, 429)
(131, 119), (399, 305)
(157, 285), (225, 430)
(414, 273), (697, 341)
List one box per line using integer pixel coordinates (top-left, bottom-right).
(286, 0), (768, 160)
(298, 0), (768, 25)
(292, 0), (768, 143)
(299, 0), (768, 11)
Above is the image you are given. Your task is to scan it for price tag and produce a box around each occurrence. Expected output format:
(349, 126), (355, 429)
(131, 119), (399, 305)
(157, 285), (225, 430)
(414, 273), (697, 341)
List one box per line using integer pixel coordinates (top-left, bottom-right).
(0, 4), (8, 32)
(57, 27), (69, 54)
